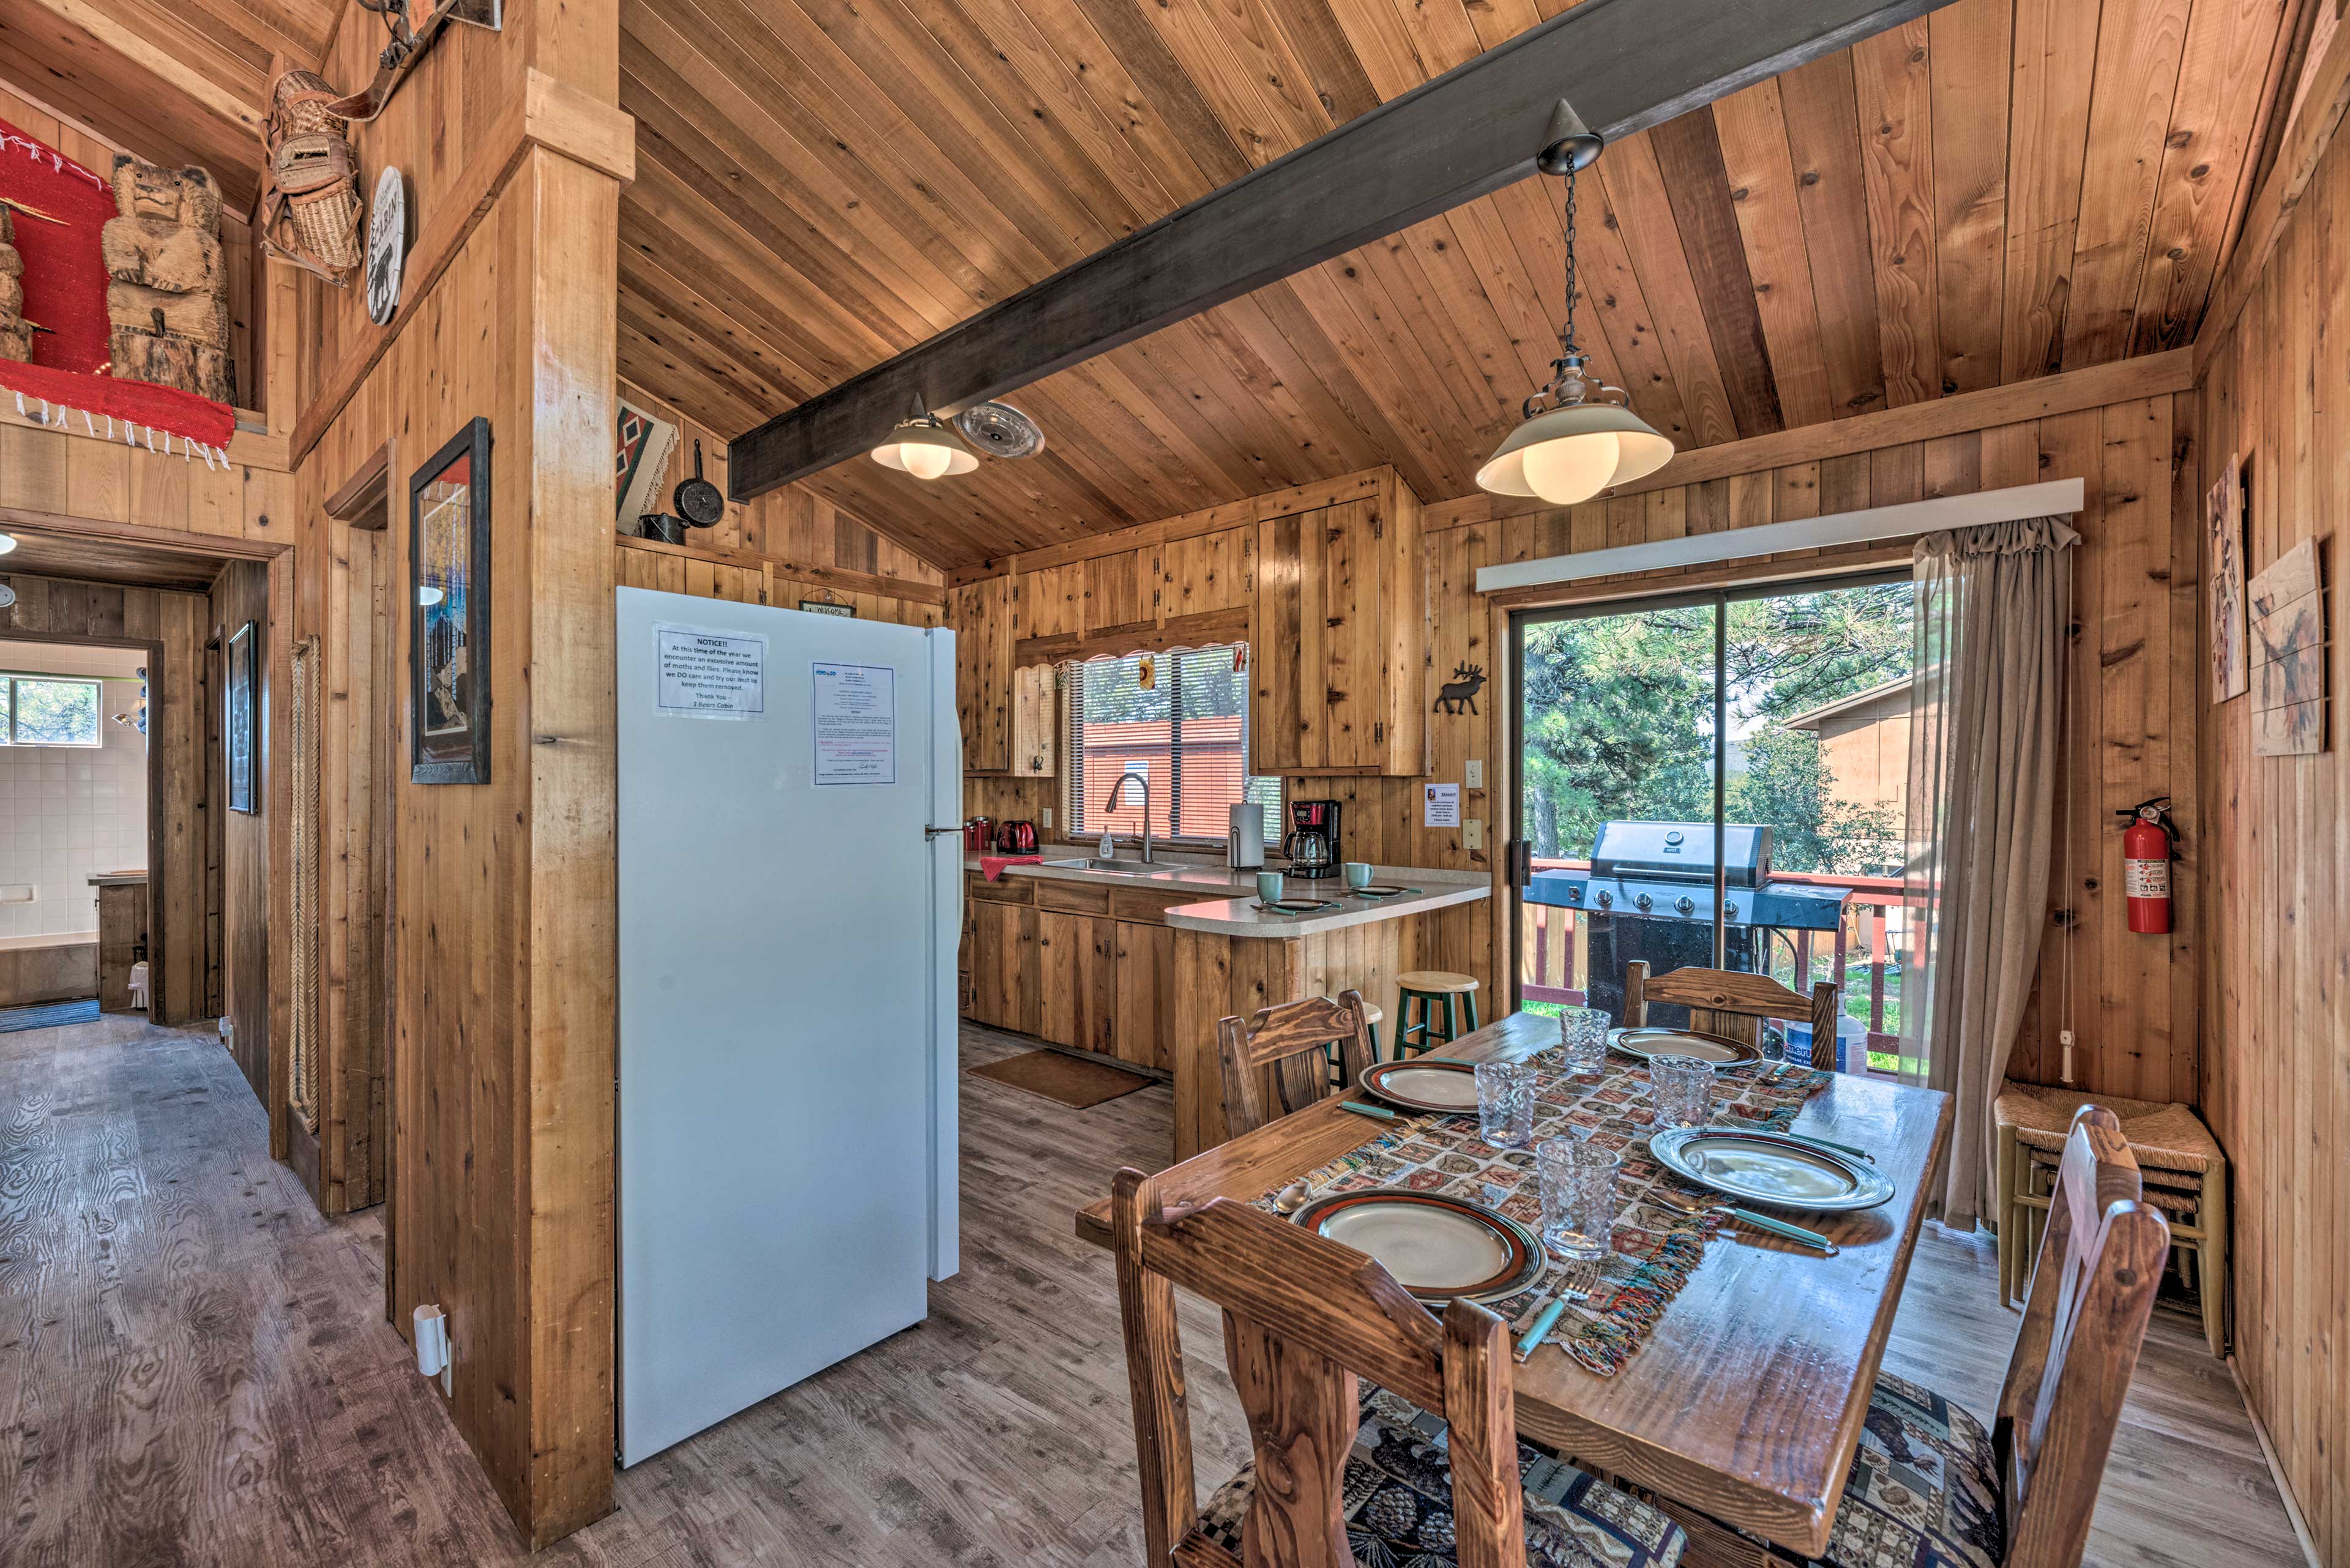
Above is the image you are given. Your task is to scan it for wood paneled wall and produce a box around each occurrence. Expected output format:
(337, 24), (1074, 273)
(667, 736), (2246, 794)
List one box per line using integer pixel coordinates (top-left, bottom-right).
(1434, 395), (2203, 1107)
(297, 142), (622, 1545)
(0, 573), (223, 1029)
(958, 386), (2203, 1103)
(2194, 105), (2350, 1568)
(212, 560), (274, 1106)
(616, 379), (942, 589)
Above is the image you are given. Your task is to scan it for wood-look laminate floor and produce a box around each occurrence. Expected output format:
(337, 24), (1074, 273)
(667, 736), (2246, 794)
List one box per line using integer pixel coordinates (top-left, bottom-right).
(0, 1014), (2305, 1567)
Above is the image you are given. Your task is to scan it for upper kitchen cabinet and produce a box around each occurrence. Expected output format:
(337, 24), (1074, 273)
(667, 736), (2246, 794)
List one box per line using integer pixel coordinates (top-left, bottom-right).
(954, 575), (1015, 774)
(1251, 479), (1426, 775)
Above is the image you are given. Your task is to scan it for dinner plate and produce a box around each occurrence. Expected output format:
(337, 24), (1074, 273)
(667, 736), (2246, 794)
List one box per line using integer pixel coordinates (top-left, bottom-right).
(1359, 1058), (1481, 1113)
(1290, 1189), (1544, 1304)
(1609, 1026), (1765, 1069)
(1648, 1127), (1896, 1212)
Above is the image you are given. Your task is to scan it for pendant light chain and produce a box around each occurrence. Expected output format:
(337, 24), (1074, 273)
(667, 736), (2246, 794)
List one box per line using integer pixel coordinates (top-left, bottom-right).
(1560, 161), (1580, 360)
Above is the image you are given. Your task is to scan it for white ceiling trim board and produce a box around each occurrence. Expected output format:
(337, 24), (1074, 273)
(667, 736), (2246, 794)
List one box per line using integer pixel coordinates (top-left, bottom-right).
(1472, 479), (2088, 594)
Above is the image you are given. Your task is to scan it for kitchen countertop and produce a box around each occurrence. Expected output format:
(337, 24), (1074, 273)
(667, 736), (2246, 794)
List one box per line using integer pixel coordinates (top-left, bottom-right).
(963, 853), (1490, 937)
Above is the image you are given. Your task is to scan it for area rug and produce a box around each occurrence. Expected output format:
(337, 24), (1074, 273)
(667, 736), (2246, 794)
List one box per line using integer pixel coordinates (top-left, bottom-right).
(0, 998), (101, 1032)
(971, 1049), (1155, 1109)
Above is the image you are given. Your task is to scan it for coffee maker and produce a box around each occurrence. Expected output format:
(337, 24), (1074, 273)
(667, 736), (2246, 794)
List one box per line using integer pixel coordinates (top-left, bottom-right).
(1283, 798), (1343, 880)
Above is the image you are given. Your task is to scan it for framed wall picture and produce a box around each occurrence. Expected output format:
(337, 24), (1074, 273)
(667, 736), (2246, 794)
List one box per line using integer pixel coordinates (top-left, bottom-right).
(411, 417), (493, 784)
(2207, 452), (2249, 703)
(227, 619), (258, 813)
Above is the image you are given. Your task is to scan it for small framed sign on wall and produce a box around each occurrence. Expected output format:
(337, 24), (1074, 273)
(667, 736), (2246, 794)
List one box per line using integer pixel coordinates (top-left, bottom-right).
(227, 620), (257, 813)
(411, 417), (493, 784)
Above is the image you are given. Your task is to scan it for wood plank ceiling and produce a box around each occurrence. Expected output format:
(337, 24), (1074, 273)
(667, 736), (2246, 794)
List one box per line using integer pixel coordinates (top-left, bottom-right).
(0, 0), (336, 210)
(618, 0), (2295, 569)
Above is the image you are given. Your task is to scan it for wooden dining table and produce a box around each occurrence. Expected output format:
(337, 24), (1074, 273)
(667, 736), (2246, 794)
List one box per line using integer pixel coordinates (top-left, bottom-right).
(1073, 1010), (1955, 1557)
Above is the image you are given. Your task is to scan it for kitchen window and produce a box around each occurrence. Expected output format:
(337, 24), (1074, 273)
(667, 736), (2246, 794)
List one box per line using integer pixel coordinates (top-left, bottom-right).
(0, 675), (102, 747)
(1063, 645), (1280, 845)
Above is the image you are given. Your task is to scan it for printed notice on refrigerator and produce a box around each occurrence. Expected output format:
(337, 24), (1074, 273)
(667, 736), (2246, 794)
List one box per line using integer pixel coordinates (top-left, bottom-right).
(1422, 783), (1460, 828)
(653, 623), (767, 719)
(811, 662), (897, 785)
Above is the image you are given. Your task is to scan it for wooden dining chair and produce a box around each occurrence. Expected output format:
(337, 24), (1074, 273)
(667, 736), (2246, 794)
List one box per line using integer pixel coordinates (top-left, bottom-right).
(1216, 989), (1375, 1141)
(1110, 1167), (1688, 1568)
(1625, 1105), (2168, 1568)
(1623, 960), (1841, 1069)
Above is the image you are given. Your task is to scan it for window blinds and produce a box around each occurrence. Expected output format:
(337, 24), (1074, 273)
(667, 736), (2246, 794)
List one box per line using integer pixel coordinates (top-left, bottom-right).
(1063, 646), (1280, 843)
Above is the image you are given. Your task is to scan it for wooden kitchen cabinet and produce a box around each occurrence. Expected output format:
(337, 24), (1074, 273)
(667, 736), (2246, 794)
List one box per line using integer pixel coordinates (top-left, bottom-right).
(953, 575), (1015, 773)
(1251, 487), (1425, 775)
(965, 873), (1174, 1070)
(1111, 919), (1174, 1072)
(1011, 663), (1056, 777)
(1037, 911), (1116, 1053)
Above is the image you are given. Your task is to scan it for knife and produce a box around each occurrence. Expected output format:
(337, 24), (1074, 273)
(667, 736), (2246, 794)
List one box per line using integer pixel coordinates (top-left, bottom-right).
(1719, 1206), (1839, 1254)
(1339, 1100), (1398, 1121)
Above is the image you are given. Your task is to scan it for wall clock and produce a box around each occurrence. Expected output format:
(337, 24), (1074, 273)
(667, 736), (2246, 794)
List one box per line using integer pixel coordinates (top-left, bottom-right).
(367, 166), (407, 326)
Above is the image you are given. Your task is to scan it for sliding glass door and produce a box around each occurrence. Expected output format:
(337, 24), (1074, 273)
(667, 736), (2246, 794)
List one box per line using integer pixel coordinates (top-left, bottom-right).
(1506, 570), (1916, 1070)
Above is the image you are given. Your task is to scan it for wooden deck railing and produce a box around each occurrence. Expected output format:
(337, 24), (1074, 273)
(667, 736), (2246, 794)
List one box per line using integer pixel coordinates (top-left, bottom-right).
(1517, 859), (1917, 1065)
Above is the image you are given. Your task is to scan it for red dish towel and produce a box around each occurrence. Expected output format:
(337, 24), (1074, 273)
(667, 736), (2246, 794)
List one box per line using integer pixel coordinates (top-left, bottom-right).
(980, 855), (1042, 881)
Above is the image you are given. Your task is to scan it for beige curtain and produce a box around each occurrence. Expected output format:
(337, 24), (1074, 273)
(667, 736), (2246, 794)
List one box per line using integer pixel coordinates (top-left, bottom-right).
(1898, 517), (2077, 1227)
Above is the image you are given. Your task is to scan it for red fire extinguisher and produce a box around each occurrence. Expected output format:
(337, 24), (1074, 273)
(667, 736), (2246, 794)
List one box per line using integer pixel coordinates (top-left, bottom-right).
(2116, 796), (2180, 935)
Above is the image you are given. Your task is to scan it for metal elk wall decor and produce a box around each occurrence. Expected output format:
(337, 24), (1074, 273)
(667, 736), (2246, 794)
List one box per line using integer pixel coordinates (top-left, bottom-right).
(1434, 663), (1486, 715)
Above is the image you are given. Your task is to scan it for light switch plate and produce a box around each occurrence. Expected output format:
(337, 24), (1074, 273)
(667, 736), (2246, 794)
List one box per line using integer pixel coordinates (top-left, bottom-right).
(1463, 818), (1484, 851)
(1465, 760), (1484, 790)
(1042, 807), (1053, 832)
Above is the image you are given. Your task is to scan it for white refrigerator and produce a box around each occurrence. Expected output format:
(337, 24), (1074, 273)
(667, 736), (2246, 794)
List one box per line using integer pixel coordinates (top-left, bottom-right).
(614, 588), (961, 1466)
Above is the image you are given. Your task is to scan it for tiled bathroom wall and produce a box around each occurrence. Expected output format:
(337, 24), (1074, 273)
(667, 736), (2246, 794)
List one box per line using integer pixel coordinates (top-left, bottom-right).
(0, 646), (149, 939)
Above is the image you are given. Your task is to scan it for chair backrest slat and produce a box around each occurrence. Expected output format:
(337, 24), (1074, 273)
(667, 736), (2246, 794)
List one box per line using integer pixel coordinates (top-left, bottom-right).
(1218, 990), (1375, 1140)
(1624, 961), (1841, 1067)
(1993, 1105), (2169, 1568)
(1112, 1168), (1529, 1568)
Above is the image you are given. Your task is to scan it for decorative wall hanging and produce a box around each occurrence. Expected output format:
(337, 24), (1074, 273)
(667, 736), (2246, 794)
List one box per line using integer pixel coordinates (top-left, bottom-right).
(0, 118), (235, 455)
(228, 619), (258, 814)
(0, 204), (29, 363)
(328, 0), (504, 122)
(2248, 537), (2327, 756)
(365, 165), (405, 321)
(2206, 452), (2248, 703)
(411, 417), (492, 784)
(288, 633), (321, 1135)
(799, 598), (855, 618)
(616, 397), (679, 528)
(102, 155), (233, 404)
(260, 72), (362, 283)
(1434, 663), (1485, 715)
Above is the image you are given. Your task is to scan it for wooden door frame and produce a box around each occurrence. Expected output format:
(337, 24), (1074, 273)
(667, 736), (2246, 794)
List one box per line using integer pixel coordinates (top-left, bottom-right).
(0, 510), (294, 1157)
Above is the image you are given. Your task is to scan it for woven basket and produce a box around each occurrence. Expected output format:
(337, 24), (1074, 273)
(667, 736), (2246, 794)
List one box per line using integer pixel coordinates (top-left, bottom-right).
(267, 70), (362, 275)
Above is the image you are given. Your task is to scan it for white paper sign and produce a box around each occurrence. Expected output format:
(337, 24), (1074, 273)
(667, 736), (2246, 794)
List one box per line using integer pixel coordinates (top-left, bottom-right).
(811, 662), (896, 785)
(654, 623), (767, 719)
(1422, 783), (1460, 828)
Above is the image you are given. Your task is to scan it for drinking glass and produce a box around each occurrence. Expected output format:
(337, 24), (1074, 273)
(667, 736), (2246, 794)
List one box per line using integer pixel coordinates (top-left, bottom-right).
(1474, 1061), (1537, 1148)
(1557, 1005), (1610, 1077)
(1648, 1054), (1716, 1129)
(1537, 1137), (1621, 1260)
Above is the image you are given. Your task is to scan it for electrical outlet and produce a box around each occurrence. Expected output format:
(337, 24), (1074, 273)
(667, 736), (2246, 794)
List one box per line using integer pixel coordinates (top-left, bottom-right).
(1463, 818), (1484, 851)
(1042, 807), (1053, 832)
(1465, 760), (1484, 790)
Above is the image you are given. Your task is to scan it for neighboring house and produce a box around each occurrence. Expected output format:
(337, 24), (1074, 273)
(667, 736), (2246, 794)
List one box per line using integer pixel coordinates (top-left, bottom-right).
(1780, 677), (1912, 824)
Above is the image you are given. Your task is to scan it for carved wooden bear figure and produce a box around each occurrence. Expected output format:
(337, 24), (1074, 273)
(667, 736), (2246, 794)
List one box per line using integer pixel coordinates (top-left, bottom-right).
(100, 155), (233, 403)
(0, 207), (27, 364)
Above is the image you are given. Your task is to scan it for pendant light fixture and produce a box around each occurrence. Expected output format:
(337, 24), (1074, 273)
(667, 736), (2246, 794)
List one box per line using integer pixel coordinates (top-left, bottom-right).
(870, 397), (979, 481)
(1477, 100), (1673, 507)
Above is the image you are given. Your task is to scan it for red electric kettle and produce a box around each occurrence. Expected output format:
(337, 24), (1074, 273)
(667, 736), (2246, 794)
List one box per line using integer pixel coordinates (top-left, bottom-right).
(996, 819), (1039, 853)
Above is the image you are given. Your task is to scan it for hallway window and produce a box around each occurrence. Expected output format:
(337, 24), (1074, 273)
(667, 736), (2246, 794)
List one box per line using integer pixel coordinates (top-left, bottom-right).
(0, 676), (102, 747)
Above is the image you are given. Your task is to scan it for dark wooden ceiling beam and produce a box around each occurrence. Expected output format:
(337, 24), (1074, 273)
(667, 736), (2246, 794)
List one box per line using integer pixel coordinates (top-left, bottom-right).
(728, 0), (1959, 499)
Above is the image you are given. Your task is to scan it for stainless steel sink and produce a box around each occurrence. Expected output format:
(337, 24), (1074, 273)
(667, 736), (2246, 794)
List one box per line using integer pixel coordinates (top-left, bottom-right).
(1043, 857), (1148, 872)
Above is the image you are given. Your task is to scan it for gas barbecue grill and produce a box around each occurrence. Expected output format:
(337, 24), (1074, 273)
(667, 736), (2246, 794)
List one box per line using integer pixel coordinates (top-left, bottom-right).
(1524, 821), (1850, 1026)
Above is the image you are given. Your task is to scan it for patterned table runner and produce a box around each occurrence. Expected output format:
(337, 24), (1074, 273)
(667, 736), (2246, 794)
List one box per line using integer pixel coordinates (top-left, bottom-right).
(1257, 1045), (1833, 1376)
